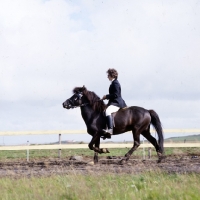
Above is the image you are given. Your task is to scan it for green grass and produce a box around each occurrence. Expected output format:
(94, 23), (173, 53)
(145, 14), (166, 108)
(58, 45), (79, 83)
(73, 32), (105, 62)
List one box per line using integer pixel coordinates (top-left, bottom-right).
(0, 172), (200, 200)
(165, 134), (200, 142)
(0, 148), (200, 200)
(0, 147), (199, 161)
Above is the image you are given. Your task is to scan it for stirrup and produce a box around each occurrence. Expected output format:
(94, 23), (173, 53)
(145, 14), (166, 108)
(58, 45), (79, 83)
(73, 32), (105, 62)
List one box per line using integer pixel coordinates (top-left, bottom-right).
(102, 128), (113, 135)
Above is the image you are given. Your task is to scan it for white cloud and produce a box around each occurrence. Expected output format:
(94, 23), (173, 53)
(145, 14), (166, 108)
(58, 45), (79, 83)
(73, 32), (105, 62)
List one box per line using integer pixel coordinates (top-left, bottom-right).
(0, 0), (199, 137)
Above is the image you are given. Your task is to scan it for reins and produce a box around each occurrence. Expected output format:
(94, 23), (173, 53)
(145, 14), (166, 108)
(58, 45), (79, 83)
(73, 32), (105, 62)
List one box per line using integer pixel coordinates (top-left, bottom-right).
(71, 99), (103, 109)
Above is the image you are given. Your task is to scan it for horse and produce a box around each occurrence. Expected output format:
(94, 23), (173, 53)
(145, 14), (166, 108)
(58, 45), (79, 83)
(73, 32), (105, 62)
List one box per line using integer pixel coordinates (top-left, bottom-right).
(62, 86), (164, 164)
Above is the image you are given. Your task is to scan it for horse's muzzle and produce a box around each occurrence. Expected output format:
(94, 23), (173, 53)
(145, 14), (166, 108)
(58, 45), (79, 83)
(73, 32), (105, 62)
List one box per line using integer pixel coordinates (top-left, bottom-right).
(62, 102), (69, 109)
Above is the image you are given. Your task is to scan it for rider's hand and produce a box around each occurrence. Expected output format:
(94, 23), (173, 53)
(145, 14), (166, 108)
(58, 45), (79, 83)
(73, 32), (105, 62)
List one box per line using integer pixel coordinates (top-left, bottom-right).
(102, 95), (107, 100)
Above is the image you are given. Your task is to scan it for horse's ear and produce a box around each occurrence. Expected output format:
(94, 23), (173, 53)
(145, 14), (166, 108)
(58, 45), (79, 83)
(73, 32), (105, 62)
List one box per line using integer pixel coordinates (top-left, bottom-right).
(82, 85), (86, 91)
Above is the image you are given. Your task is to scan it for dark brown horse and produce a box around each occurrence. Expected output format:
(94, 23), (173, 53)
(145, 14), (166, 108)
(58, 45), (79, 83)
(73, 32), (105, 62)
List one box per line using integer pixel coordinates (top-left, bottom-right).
(62, 86), (164, 164)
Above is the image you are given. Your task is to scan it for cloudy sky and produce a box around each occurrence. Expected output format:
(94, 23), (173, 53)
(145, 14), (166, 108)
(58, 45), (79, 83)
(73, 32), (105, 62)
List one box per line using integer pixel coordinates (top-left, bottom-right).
(0, 0), (200, 145)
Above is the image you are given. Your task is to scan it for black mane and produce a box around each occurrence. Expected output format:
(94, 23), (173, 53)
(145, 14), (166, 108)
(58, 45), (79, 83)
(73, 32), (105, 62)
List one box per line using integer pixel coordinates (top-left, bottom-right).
(73, 86), (106, 112)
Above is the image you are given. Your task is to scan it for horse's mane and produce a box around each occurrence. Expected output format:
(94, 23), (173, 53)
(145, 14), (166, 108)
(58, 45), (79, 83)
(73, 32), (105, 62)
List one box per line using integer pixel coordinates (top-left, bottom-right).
(73, 86), (106, 113)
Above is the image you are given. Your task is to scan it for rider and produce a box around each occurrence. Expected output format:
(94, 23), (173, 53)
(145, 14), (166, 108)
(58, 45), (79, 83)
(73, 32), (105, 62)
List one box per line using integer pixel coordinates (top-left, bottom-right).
(102, 68), (127, 136)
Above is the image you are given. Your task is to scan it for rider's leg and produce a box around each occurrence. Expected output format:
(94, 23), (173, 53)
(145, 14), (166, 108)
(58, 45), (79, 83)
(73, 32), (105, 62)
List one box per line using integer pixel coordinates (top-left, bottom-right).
(103, 105), (120, 135)
(103, 115), (113, 134)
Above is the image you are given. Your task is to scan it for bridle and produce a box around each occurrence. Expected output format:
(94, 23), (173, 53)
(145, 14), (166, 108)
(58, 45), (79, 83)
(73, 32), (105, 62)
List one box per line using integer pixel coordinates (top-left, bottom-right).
(63, 92), (102, 109)
(64, 92), (89, 109)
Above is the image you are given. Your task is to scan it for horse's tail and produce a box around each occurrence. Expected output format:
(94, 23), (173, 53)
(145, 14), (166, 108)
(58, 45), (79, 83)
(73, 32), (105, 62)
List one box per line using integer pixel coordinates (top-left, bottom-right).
(149, 110), (164, 153)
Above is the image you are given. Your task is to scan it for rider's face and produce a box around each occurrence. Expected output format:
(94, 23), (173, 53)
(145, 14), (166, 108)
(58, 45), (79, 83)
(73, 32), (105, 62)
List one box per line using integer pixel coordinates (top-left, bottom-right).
(107, 74), (113, 81)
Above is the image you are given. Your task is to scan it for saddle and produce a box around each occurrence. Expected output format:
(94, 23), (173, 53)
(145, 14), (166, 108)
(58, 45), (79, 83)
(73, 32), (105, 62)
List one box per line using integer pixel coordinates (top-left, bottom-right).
(104, 107), (128, 127)
(101, 107), (128, 140)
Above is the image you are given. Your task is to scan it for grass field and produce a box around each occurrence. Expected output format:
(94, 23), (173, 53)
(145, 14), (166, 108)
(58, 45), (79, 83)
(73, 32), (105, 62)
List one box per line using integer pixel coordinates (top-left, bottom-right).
(0, 147), (199, 161)
(0, 172), (200, 200)
(0, 147), (200, 200)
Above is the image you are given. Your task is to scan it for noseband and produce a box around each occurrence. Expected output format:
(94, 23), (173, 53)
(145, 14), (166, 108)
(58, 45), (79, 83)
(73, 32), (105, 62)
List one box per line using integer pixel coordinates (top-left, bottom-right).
(69, 93), (89, 109)
(67, 93), (102, 109)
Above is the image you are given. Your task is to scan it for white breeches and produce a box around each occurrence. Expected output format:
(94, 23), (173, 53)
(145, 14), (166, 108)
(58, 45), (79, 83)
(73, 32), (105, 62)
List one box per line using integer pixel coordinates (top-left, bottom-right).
(105, 105), (120, 116)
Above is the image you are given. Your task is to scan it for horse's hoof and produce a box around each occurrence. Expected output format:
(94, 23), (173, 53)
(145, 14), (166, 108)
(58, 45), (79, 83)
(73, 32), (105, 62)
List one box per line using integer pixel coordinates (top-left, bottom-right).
(157, 152), (164, 163)
(106, 148), (110, 153)
(157, 156), (164, 163)
(119, 159), (126, 165)
(102, 148), (110, 153)
(157, 159), (161, 163)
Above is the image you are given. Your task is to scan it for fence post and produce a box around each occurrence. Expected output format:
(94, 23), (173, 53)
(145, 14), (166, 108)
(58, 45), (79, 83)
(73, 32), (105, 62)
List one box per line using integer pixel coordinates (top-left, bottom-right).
(143, 137), (145, 159)
(58, 134), (61, 158)
(148, 147), (151, 159)
(27, 140), (29, 162)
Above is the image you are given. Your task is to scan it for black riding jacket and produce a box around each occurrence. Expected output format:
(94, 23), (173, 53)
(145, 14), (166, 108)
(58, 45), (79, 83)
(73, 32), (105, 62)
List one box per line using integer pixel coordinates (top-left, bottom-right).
(106, 79), (127, 108)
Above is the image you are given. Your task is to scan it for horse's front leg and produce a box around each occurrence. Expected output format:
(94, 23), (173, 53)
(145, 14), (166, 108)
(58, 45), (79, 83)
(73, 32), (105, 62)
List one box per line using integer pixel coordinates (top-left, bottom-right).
(88, 134), (110, 161)
(94, 137), (100, 164)
(88, 133), (102, 164)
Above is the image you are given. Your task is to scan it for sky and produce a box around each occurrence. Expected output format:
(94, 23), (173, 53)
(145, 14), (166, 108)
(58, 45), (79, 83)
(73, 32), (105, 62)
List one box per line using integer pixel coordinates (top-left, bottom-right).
(0, 0), (200, 145)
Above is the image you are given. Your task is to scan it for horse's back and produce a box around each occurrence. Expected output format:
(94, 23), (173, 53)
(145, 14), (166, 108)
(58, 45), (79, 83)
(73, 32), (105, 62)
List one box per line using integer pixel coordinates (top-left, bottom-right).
(113, 106), (151, 134)
(117, 106), (149, 116)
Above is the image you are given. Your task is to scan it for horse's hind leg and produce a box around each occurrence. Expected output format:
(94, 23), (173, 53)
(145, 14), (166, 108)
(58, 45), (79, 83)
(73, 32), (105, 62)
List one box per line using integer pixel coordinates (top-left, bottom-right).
(141, 129), (163, 162)
(120, 129), (140, 165)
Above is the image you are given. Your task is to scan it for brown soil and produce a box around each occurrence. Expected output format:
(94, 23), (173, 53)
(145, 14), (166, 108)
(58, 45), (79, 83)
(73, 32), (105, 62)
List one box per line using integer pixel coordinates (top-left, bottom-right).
(0, 155), (199, 178)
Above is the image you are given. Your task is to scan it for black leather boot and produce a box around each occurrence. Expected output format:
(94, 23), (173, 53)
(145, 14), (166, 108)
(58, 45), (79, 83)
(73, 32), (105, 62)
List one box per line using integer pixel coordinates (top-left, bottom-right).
(102, 115), (113, 135)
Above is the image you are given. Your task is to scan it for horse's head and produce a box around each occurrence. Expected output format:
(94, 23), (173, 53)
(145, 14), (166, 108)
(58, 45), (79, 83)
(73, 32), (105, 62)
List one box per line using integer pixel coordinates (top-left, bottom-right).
(63, 85), (106, 112)
(62, 86), (86, 109)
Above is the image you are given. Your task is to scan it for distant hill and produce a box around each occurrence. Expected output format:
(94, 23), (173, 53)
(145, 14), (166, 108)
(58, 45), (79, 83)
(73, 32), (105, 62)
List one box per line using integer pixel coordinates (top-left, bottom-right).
(46, 134), (200, 145)
(165, 134), (200, 142)
(49, 140), (86, 144)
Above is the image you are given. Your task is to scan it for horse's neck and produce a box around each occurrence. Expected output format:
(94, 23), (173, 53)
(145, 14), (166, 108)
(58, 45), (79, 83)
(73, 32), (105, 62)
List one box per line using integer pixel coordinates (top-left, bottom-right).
(80, 105), (101, 125)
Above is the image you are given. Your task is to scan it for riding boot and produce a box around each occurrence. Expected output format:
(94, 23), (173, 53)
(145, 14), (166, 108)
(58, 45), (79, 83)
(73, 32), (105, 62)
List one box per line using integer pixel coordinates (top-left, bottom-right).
(102, 115), (113, 135)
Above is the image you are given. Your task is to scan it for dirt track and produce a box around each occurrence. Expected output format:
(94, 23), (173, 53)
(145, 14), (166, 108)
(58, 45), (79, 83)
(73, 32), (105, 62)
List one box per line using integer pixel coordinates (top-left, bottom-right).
(0, 155), (200, 178)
